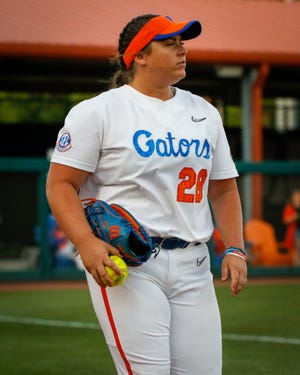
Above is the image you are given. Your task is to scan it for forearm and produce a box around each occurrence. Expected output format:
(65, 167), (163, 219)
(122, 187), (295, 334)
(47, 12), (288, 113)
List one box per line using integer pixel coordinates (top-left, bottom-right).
(208, 179), (244, 249)
(208, 178), (247, 296)
(46, 181), (94, 250)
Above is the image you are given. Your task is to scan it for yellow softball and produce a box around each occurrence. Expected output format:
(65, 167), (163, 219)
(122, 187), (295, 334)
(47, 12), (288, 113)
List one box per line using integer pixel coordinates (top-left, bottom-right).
(104, 255), (128, 286)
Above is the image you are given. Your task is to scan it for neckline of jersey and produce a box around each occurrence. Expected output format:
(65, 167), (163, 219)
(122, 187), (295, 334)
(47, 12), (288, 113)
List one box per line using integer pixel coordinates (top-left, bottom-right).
(123, 84), (180, 106)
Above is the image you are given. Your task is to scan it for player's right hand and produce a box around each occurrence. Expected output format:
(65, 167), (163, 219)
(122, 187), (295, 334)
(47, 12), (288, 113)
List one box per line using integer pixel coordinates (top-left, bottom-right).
(77, 236), (121, 287)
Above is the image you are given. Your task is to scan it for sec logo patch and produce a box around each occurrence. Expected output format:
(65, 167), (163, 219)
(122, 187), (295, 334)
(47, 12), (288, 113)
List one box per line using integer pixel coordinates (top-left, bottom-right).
(56, 132), (71, 152)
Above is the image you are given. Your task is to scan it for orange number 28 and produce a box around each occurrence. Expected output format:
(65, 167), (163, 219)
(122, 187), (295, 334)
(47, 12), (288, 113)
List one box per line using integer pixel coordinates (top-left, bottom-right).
(177, 167), (208, 203)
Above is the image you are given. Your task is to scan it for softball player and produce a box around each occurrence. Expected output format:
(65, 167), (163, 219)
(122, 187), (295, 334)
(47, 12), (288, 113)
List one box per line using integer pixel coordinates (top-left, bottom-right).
(47, 14), (247, 375)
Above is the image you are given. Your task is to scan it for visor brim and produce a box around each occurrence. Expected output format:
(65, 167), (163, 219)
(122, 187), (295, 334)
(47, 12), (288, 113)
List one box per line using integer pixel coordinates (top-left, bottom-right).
(153, 20), (201, 41)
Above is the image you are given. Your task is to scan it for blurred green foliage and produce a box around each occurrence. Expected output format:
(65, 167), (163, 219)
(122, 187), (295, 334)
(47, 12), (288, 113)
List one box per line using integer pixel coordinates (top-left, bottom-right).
(0, 92), (299, 131)
(0, 92), (93, 124)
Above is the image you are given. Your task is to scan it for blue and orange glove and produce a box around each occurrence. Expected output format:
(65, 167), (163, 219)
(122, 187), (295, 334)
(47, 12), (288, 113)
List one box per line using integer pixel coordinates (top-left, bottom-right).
(83, 199), (154, 266)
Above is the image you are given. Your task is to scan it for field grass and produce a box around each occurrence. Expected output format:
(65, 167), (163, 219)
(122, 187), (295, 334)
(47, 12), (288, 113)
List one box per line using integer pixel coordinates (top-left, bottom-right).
(0, 280), (299, 374)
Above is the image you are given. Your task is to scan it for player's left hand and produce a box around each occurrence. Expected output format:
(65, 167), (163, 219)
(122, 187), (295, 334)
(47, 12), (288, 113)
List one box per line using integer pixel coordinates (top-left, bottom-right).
(221, 255), (247, 297)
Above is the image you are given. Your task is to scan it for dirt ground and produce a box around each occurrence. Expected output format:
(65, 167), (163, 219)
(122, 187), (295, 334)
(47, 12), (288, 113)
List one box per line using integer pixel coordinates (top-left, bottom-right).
(0, 277), (299, 291)
(0, 280), (89, 291)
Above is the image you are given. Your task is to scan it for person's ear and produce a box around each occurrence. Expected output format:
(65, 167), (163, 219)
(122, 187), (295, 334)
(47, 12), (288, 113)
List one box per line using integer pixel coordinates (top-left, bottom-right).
(134, 52), (147, 67)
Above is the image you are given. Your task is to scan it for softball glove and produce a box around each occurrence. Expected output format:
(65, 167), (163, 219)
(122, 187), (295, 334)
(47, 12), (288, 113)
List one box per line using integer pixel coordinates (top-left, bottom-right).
(83, 199), (154, 267)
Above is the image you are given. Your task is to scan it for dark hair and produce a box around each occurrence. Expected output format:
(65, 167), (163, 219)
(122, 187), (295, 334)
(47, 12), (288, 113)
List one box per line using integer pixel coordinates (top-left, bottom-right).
(108, 14), (158, 89)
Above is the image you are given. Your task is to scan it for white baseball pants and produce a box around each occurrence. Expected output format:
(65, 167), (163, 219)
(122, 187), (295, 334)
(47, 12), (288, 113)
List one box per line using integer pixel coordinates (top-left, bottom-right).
(85, 243), (222, 375)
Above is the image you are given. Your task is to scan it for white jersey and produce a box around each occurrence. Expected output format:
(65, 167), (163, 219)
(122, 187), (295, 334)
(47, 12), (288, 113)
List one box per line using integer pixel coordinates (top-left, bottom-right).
(51, 84), (238, 243)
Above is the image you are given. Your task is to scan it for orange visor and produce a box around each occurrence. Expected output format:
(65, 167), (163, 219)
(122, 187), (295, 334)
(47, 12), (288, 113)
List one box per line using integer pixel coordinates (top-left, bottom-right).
(122, 15), (201, 69)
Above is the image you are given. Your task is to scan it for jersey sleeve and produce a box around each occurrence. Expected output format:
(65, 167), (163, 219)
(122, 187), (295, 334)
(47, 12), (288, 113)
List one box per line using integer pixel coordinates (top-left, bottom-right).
(51, 98), (103, 172)
(209, 108), (238, 180)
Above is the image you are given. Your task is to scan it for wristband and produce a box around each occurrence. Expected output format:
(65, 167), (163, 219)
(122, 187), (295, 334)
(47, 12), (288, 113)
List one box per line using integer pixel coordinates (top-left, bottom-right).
(224, 247), (247, 261)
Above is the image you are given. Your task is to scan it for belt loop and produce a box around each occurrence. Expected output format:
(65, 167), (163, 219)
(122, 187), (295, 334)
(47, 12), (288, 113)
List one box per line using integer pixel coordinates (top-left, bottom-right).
(159, 238), (168, 249)
(150, 237), (194, 250)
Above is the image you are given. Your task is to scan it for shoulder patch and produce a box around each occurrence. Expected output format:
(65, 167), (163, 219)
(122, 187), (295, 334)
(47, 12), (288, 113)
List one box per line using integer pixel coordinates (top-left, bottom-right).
(56, 132), (72, 152)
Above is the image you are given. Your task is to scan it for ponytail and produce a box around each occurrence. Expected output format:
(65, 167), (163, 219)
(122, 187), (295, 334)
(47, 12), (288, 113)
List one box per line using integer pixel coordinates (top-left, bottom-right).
(107, 14), (158, 89)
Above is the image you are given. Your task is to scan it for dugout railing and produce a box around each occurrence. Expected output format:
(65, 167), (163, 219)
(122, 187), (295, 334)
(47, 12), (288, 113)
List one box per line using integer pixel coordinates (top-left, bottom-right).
(0, 157), (300, 282)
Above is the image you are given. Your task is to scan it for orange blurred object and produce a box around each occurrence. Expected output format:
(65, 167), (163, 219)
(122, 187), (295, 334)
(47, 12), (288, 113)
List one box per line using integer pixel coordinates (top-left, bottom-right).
(244, 219), (295, 266)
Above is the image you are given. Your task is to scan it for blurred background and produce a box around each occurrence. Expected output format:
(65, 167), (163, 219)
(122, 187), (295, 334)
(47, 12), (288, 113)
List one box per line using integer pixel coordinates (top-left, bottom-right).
(1, 0), (300, 281)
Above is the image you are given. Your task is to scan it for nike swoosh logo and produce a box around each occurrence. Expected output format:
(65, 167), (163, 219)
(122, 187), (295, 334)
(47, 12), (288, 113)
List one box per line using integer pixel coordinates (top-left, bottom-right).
(196, 256), (207, 267)
(191, 116), (207, 123)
